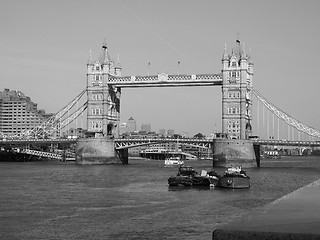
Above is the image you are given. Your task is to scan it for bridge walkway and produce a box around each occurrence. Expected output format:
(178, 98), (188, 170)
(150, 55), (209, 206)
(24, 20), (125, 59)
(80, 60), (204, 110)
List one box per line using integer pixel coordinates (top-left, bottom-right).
(212, 179), (320, 239)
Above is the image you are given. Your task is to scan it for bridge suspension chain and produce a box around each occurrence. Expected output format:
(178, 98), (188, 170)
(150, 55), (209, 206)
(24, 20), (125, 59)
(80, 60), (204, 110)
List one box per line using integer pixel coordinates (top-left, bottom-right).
(50, 89), (86, 123)
(57, 102), (88, 130)
(19, 89), (87, 139)
(252, 89), (320, 139)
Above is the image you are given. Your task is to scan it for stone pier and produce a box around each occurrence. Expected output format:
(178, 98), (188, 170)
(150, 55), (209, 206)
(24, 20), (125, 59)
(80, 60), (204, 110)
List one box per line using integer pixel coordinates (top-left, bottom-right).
(213, 139), (258, 168)
(75, 137), (122, 164)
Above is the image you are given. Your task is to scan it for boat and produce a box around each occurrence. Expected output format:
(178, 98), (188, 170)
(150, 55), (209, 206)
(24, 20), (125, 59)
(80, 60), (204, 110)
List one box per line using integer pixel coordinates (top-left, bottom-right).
(164, 157), (184, 166)
(168, 165), (219, 187)
(217, 165), (250, 189)
(263, 150), (281, 159)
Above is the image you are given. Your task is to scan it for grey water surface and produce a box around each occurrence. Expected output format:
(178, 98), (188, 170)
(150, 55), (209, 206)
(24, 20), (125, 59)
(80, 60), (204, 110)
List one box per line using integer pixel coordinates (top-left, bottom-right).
(1, 156), (320, 240)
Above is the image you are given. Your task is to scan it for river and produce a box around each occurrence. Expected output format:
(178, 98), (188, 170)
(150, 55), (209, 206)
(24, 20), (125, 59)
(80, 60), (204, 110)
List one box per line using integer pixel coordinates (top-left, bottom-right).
(0, 156), (320, 239)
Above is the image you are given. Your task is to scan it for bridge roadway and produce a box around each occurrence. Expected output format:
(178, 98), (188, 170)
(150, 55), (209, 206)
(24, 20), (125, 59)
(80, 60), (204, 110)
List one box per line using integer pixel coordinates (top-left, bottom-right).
(1, 138), (320, 148)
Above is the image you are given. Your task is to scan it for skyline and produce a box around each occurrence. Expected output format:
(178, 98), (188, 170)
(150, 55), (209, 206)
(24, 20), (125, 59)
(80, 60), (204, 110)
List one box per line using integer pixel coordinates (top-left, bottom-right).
(1, 0), (320, 136)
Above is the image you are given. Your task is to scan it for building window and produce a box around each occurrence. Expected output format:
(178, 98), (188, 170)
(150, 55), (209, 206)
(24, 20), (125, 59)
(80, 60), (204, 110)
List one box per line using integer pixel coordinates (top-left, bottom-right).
(91, 120), (102, 130)
(96, 66), (100, 71)
(228, 107), (240, 114)
(92, 108), (102, 115)
(92, 94), (103, 100)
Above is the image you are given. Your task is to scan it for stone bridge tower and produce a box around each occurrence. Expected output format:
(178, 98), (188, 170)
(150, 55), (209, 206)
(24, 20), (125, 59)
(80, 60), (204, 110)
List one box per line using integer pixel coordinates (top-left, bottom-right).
(221, 39), (254, 139)
(86, 41), (122, 138)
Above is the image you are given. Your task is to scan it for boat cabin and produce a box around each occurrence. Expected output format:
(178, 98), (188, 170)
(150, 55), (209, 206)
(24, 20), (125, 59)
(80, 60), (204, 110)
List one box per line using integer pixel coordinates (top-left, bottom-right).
(177, 165), (198, 177)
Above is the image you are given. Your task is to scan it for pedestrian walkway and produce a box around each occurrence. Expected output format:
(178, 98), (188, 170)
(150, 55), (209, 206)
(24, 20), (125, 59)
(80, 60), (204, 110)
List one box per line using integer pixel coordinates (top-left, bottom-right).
(212, 179), (320, 240)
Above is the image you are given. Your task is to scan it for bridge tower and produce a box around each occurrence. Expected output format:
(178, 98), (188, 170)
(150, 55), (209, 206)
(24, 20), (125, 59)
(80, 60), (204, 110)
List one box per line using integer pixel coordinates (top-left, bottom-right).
(76, 42), (124, 165)
(86, 41), (122, 138)
(221, 39), (254, 139)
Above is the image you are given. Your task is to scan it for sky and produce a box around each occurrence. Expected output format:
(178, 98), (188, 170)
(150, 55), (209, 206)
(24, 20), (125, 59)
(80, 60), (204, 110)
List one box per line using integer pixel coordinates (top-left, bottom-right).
(1, 0), (320, 137)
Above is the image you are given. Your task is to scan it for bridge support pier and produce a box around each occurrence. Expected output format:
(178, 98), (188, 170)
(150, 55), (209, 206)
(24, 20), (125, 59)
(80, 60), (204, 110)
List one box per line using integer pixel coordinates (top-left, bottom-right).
(213, 139), (258, 168)
(116, 149), (128, 164)
(75, 137), (122, 164)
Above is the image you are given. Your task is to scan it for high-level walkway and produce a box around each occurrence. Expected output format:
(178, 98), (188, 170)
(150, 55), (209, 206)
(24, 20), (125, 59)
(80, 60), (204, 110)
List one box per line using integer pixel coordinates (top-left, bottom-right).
(212, 179), (320, 239)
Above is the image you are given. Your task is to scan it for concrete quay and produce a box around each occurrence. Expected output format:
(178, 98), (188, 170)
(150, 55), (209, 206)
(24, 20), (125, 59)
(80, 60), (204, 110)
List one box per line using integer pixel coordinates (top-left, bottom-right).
(212, 179), (320, 240)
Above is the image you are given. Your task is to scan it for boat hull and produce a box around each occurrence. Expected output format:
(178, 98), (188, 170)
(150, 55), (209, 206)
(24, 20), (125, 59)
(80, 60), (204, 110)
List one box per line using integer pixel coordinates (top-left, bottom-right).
(165, 159), (184, 166)
(168, 176), (219, 187)
(218, 176), (250, 189)
(168, 176), (193, 186)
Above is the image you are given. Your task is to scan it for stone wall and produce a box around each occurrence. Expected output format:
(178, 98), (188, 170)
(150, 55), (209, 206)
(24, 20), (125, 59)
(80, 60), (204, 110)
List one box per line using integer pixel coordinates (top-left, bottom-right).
(76, 137), (121, 164)
(213, 139), (257, 168)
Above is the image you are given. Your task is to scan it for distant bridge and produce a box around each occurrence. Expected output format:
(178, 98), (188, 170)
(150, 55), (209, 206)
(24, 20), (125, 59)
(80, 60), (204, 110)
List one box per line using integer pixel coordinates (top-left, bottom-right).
(1, 138), (320, 149)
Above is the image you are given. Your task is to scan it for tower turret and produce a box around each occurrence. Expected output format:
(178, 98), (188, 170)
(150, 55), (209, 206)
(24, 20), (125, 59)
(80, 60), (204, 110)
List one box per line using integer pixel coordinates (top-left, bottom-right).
(87, 49), (94, 72)
(114, 54), (122, 76)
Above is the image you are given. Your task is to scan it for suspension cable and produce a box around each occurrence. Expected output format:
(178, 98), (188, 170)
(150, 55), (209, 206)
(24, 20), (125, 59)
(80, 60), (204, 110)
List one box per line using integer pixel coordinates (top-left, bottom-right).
(253, 88), (320, 139)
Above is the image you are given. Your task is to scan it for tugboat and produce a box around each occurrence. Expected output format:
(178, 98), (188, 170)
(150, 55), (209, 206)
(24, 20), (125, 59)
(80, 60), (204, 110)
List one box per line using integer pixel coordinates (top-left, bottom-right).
(168, 165), (219, 187)
(218, 165), (250, 189)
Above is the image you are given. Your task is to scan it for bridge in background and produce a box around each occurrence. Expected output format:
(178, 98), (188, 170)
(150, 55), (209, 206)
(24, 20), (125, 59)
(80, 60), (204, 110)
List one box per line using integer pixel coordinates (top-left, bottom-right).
(1, 39), (320, 163)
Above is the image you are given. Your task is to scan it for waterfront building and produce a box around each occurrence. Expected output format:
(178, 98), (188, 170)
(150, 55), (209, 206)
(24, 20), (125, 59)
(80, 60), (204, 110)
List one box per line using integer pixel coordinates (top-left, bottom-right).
(126, 117), (136, 133)
(62, 128), (85, 138)
(141, 123), (151, 133)
(158, 129), (166, 137)
(167, 129), (174, 137)
(119, 122), (127, 136)
(181, 131), (190, 138)
(0, 89), (53, 137)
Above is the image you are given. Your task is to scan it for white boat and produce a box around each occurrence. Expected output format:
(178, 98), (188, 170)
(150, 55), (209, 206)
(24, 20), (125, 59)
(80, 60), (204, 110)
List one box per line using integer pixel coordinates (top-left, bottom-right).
(164, 157), (184, 166)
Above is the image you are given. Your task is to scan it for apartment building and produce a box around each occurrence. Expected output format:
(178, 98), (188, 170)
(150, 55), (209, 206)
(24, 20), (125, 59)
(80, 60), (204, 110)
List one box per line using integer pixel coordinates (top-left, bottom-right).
(0, 89), (53, 137)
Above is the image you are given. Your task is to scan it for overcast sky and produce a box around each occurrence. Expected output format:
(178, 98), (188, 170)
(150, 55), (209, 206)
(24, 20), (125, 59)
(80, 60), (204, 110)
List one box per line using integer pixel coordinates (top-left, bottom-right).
(1, 0), (320, 137)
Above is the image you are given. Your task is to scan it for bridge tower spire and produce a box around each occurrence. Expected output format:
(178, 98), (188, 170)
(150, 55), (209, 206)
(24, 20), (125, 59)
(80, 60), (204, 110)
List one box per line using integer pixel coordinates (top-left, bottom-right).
(221, 38), (254, 139)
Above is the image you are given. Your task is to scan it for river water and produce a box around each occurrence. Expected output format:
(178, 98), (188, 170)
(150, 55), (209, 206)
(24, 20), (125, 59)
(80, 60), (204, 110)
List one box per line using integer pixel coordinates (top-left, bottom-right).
(1, 156), (320, 240)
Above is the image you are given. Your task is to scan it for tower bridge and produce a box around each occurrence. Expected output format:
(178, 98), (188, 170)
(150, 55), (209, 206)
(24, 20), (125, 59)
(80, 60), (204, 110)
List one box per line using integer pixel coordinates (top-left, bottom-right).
(1, 38), (320, 166)
(86, 39), (253, 141)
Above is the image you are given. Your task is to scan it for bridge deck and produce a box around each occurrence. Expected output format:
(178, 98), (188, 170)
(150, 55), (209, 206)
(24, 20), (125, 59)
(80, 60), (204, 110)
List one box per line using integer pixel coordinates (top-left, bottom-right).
(1, 138), (320, 148)
(108, 73), (222, 88)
